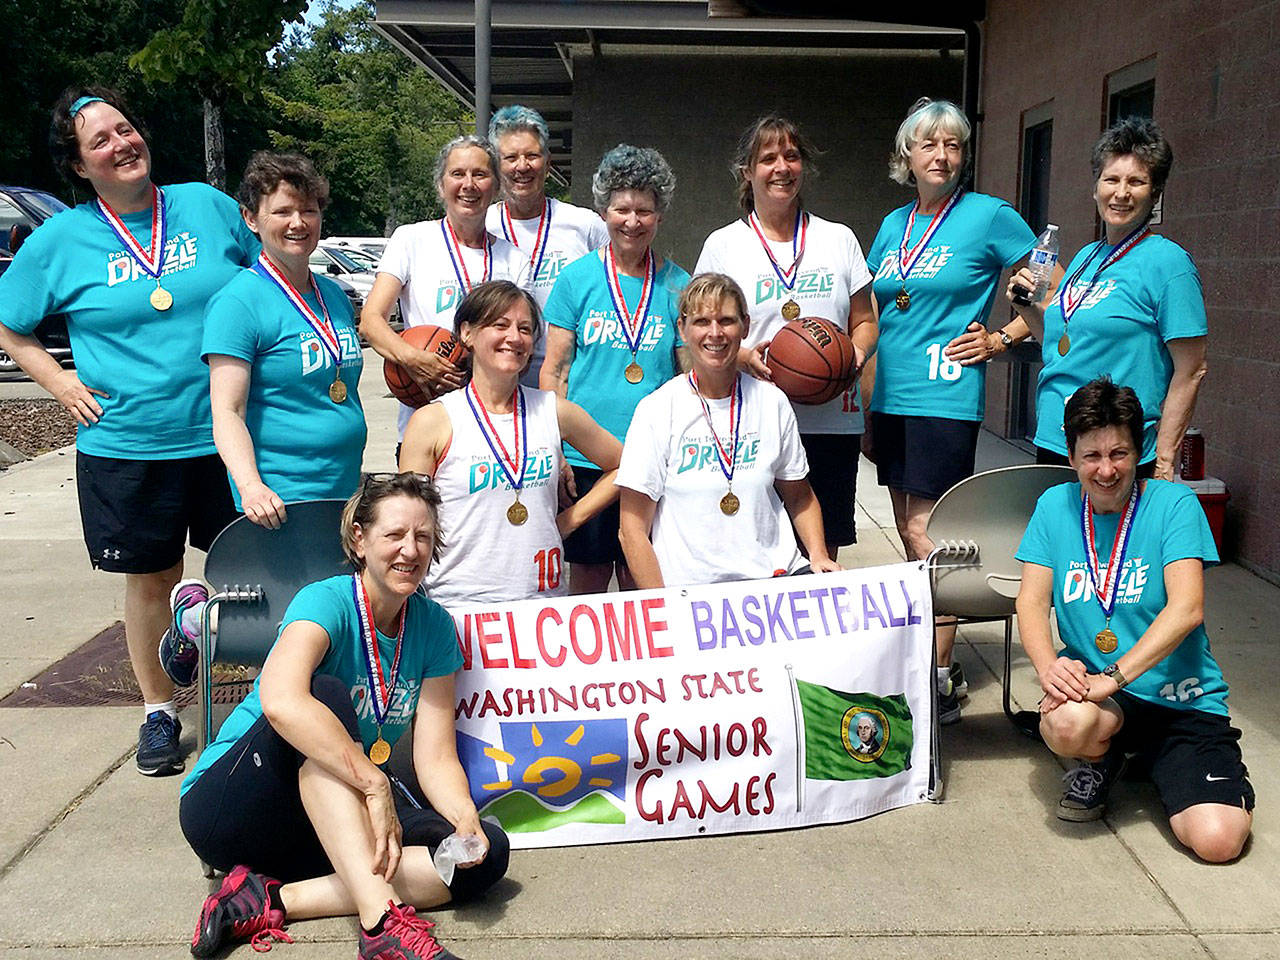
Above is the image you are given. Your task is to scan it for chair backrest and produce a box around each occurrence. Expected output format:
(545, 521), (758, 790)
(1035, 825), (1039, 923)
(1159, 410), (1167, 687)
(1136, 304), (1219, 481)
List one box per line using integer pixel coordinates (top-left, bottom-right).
(926, 464), (1075, 618)
(203, 499), (351, 666)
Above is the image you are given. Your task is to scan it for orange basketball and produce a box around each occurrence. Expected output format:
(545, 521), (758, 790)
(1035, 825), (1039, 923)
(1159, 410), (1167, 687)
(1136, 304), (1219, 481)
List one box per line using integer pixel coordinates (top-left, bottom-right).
(383, 325), (469, 407)
(765, 317), (857, 405)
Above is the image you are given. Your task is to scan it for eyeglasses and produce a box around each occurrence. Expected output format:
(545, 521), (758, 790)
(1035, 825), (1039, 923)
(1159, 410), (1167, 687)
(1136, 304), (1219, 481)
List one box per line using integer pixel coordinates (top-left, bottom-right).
(360, 471), (433, 491)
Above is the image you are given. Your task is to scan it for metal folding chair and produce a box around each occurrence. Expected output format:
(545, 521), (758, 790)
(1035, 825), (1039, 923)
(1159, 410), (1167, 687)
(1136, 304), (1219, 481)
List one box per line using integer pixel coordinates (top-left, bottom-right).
(925, 464), (1075, 735)
(197, 499), (351, 754)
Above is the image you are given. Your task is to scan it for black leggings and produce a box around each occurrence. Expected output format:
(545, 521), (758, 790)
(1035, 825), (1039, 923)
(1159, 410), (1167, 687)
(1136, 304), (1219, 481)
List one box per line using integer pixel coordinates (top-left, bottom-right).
(179, 675), (509, 901)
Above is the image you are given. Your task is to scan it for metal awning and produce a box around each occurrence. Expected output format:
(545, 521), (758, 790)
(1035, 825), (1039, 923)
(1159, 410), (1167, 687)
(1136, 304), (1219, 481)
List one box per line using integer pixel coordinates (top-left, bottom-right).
(374, 0), (965, 181)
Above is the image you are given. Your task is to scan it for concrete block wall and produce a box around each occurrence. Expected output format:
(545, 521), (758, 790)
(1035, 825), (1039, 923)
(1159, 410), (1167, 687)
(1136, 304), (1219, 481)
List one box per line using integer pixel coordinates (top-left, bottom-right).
(979, 0), (1280, 582)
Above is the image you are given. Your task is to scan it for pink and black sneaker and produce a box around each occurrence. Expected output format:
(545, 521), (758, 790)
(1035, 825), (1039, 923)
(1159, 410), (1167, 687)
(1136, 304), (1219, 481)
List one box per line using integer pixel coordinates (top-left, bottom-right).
(160, 579), (209, 687)
(358, 901), (459, 960)
(191, 864), (292, 957)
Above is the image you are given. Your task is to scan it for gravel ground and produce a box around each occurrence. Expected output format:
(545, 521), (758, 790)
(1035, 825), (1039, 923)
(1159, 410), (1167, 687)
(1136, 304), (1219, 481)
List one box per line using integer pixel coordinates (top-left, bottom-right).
(0, 399), (76, 462)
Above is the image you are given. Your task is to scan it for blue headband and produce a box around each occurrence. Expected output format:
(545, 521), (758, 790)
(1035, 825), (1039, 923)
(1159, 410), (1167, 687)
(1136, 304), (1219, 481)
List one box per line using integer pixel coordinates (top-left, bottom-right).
(69, 96), (106, 117)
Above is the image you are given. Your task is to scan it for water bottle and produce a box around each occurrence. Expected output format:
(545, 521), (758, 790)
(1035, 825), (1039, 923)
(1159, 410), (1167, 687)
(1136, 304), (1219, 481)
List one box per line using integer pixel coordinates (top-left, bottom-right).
(432, 832), (487, 885)
(1013, 224), (1059, 305)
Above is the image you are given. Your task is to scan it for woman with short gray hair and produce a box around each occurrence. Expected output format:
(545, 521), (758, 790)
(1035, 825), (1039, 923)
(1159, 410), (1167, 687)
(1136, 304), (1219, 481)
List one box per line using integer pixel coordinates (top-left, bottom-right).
(540, 143), (690, 594)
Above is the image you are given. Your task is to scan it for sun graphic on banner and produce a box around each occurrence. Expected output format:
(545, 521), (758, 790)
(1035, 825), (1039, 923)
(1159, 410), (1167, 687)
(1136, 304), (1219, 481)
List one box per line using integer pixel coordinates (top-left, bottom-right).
(478, 723), (622, 797)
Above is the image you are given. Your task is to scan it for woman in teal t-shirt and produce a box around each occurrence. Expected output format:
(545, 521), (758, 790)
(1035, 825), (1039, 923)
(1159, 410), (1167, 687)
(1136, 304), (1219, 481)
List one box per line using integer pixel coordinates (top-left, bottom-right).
(1016, 378), (1252, 862)
(1006, 117), (1208, 479)
(178, 473), (507, 958)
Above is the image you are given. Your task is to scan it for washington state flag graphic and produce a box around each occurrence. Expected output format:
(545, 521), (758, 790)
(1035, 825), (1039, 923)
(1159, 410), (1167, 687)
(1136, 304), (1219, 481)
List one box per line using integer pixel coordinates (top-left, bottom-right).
(795, 680), (913, 781)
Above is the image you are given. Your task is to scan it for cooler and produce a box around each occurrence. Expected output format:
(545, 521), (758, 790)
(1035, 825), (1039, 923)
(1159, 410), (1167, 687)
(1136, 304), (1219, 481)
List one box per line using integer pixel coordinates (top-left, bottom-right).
(1175, 475), (1228, 552)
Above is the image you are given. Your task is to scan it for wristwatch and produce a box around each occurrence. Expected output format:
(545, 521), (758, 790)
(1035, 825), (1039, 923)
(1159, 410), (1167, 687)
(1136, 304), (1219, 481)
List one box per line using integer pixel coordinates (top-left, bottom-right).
(1102, 663), (1129, 689)
(997, 329), (1014, 349)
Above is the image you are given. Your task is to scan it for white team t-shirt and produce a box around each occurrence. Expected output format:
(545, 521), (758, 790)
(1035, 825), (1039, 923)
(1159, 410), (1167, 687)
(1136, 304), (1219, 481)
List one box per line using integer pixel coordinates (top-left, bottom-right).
(617, 373), (809, 586)
(377, 218), (532, 437)
(694, 213), (872, 434)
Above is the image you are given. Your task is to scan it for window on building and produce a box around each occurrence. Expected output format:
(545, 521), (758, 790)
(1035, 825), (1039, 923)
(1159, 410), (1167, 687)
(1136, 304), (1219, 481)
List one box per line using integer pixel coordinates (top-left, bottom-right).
(1108, 79), (1154, 124)
(1010, 116), (1053, 443)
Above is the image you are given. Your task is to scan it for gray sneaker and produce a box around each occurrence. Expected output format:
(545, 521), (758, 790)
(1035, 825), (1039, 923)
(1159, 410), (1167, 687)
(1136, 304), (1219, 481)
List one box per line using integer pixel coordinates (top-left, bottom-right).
(1058, 751), (1125, 822)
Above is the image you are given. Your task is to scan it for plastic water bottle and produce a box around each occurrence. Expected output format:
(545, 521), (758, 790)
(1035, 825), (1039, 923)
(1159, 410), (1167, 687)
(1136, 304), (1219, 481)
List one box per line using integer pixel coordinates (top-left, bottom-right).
(432, 832), (487, 885)
(1013, 224), (1059, 305)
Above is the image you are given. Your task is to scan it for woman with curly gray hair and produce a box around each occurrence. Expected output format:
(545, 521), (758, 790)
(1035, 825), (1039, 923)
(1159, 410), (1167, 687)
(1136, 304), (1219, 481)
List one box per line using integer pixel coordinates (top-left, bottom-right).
(540, 143), (690, 594)
(1006, 116), (1206, 482)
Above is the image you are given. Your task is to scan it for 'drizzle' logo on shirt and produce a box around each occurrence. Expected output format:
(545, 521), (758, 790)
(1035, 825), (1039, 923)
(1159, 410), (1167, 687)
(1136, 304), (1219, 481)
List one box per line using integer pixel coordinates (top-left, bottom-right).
(351, 676), (421, 725)
(675, 431), (761, 475)
(300, 327), (361, 376)
(873, 245), (953, 282)
(468, 452), (556, 493)
(581, 311), (668, 349)
(753, 268), (835, 306)
(1062, 557), (1151, 606)
(105, 231), (199, 287)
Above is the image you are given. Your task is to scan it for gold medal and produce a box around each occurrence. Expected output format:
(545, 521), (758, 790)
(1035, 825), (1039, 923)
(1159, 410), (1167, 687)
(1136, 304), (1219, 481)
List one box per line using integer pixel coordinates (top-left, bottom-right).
(895, 287), (910, 311)
(369, 737), (391, 765)
(329, 377), (347, 404)
(507, 499), (528, 525)
(781, 299), (801, 322)
(1058, 334), (1071, 356)
(1095, 628), (1118, 654)
(149, 285), (173, 311)
(624, 361), (644, 384)
(719, 491), (740, 516)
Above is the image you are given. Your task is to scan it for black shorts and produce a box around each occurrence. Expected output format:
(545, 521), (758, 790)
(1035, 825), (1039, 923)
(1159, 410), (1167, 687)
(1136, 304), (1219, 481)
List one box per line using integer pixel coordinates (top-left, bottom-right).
(797, 433), (858, 546)
(179, 675), (510, 899)
(563, 465), (625, 565)
(1112, 691), (1255, 818)
(1036, 447), (1156, 479)
(76, 451), (237, 574)
(871, 413), (980, 502)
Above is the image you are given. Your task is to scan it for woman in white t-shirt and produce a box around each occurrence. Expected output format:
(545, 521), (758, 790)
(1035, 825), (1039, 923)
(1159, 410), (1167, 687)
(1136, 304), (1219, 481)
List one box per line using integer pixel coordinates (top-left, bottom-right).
(617, 273), (841, 588)
(694, 115), (876, 564)
(359, 135), (532, 442)
(399, 281), (620, 608)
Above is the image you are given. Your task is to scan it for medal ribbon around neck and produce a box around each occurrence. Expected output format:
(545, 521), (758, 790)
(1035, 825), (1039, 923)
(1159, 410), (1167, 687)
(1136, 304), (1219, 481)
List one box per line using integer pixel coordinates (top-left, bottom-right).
(441, 218), (492, 293)
(603, 243), (655, 357)
(1058, 223), (1150, 324)
(252, 254), (342, 366)
(97, 184), (168, 281)
(897, 188), (963, 283)
(747, 207), (807, 292)
(464, 382), (528, 495)
(351, 572), (405, 732)
(1080, 481), (1141, 621)
(500, 200), (553, 284)
(687, 371), (742, 489)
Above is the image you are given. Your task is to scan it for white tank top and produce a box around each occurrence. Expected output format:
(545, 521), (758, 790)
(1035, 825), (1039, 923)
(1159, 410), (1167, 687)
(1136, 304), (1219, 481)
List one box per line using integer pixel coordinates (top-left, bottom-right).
(425, 385), (568, 608)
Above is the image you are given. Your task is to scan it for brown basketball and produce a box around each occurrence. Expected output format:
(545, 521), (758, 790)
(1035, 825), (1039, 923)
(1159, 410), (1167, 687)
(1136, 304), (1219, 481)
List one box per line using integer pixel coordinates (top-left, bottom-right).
(765, 317), (857, 405)
(383, 325), (469, 407)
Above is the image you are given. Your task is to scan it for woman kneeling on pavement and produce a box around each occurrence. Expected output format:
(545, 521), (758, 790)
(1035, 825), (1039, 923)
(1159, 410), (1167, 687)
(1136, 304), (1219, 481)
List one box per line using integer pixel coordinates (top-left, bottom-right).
(1015, 378), (1253, 862)
(179, 474), (507, 958)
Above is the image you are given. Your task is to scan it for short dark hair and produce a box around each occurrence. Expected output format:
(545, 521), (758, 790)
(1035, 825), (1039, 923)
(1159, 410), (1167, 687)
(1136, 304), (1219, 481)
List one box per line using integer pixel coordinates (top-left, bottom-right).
(236, 151), (330, 214)
(454, 280), (543, 347)
(732, 115), (819, 214)
(340, 472), (443, 570)
(49, 86), (151, 185)
(1063, 377), (1145, 456)
(1091, 117), (1173, 199)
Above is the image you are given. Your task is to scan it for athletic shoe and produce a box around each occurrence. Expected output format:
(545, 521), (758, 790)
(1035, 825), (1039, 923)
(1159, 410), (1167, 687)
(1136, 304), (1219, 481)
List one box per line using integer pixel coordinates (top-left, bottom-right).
(159, 579), (209, 687)
(937, 679), (962, 726)
(1058, 750), (1125, 822)
(359, 902), (460, 960)
(191, 864), (291, 957)
(136, 710), (184, 776)
(949, 661), (969, 699)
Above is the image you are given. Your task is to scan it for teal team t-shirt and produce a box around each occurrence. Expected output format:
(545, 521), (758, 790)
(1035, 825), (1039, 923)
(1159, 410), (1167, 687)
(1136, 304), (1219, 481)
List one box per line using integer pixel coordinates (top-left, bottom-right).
(202, 268), (367, 508)
(181, 575), (463, 796)
(866, 192), (1035, 422)
(543, 249), (689, 467)
(1016, 479), (1228, 716)
(1034, 234), (1208, 460)
(0, 183), (259, 459)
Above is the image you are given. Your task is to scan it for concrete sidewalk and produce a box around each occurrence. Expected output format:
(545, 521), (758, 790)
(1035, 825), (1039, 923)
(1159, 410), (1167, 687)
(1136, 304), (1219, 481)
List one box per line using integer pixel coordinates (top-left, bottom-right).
(0, 353), (1276, 959)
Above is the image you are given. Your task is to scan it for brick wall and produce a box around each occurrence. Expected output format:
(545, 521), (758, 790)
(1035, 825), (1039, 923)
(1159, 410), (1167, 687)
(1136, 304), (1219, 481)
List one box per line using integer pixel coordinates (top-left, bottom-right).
(979, 0), (1280, 582)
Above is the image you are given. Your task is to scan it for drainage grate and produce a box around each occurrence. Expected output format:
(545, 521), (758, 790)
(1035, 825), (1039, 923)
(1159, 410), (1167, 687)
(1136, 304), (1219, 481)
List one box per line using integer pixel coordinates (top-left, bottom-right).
(0, 621), (254, 708)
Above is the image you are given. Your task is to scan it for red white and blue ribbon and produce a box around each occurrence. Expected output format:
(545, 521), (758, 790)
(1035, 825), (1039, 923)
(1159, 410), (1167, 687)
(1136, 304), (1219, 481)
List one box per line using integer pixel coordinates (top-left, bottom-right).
(603, 243), (655, 356)
(96, 184), (168, 281)
(1058, 223), (1150, 324)
(897, 188), (963, 283)
(747, 207), (807, 292)
(687, 371), (742, 488)
(500, 200), (553, 284)
(441, 218), (492, 294)
(1080, 481), (1141, 620)
(352, 572), (405, 729)
(251, 253), (341, 366)
(464, 382), (527, 494)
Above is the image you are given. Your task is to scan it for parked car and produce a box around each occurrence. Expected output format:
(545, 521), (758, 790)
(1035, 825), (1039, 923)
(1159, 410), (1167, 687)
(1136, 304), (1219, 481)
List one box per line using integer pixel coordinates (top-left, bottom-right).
(311, 243), (401, 331)
(324, 235), (387, 259)
(0, 185), (73, 379)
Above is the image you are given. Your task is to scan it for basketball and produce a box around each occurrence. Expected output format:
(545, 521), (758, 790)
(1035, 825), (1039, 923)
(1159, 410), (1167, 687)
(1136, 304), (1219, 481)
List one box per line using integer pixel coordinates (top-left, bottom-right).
(765, 317), (857, 405)
(383, 325), (469, 408)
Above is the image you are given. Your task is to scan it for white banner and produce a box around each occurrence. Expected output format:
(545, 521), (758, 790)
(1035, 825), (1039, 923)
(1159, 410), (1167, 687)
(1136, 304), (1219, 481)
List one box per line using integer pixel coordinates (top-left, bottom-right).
(450, 563), (935, 849)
